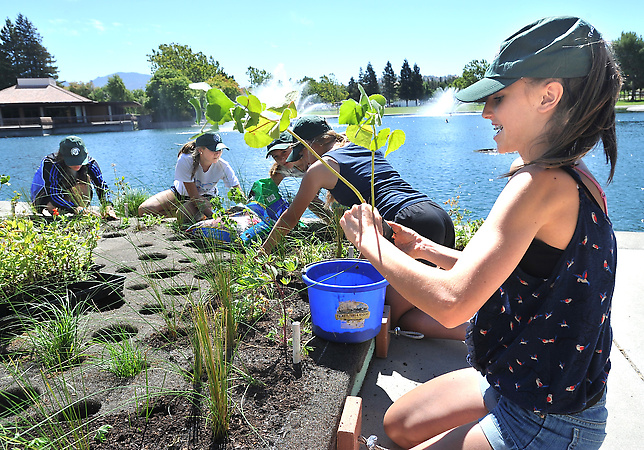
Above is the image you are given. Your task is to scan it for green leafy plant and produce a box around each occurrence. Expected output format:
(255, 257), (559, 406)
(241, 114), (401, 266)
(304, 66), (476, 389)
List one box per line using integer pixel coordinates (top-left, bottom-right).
(445, 196), (484, 250)
(94, 424), (112, 443)
(192, 83), (405, 208)
(0, 174), (10, 193)
(0, 214), (100, 299)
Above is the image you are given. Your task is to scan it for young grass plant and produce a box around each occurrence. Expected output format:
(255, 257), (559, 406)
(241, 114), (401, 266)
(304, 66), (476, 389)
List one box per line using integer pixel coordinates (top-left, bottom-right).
(112, 169), (149, 217)
(23, 295), (87, 370)
(100, 334), (148, 378)
(191, 301), (230, 441)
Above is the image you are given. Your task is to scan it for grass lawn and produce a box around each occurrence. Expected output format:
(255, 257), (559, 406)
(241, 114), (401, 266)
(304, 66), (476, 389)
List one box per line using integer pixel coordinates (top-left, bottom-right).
(310, 103), (483, 117)
(310, 99), (643, 117)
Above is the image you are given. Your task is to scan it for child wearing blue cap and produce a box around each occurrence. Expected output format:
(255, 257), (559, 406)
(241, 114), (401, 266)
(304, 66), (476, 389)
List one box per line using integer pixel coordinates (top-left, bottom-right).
(341, 16), (621, 449)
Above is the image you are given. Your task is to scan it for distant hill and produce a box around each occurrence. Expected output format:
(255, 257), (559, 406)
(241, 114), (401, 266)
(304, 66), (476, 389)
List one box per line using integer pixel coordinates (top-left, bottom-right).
(91, 72), (152, 90)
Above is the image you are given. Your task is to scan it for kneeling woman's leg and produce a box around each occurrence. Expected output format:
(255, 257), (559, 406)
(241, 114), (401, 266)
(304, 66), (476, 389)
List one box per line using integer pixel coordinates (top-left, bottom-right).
(138, 189), (179, 217)
(386, 286), (467, 340)
(384, 367), (490, 449)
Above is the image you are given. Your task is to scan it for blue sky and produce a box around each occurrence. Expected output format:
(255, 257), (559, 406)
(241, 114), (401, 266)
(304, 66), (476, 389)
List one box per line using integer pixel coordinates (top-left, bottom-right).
(5, 0), (644, 87)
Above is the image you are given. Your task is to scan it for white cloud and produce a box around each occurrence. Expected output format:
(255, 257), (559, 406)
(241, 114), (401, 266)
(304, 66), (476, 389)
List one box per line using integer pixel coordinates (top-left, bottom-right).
(90, 19), (105, 32)
(288, 11), (313, 27)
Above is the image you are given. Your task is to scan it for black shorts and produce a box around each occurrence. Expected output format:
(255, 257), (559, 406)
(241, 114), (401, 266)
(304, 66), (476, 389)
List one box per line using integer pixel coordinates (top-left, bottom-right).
(394, 200), (455, 248)
(170, 185), (190, 203)
(170, 186), (213, 204)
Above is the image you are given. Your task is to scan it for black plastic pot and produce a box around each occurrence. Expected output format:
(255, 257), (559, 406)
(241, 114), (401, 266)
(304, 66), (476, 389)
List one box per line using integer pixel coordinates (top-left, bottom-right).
(68, 272), (126, 312)
(1, 272), (126, 340)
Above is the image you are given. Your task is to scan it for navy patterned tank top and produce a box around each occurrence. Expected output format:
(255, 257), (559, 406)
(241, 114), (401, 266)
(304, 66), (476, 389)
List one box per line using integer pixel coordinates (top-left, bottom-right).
(465, 166), (616, 415)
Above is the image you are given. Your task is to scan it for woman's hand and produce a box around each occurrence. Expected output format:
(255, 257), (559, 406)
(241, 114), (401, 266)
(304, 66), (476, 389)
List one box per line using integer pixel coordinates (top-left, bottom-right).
(389, 221), (423, 258)
(340, 204), (383, 252)
(103, 204), (118, 220)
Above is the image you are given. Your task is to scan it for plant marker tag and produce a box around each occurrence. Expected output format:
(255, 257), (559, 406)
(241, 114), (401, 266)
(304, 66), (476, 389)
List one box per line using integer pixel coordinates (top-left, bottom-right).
(292, 321), (301, 364)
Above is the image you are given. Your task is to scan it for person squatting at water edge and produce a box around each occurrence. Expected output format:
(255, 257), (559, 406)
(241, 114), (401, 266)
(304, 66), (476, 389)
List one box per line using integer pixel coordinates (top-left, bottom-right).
(340, 16), (620, 450)
(31, 135), (117, 219)
(262, 115), (463, 340)
(265, 131), (332, 223)
(138, 133), (242, 224)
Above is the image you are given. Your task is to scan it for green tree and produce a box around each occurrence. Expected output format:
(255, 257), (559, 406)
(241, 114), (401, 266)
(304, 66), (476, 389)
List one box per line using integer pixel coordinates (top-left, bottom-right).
(145, 68), (193, 122)
(411, 63), (424, 105)
(612, 32), (644, 101)
(382, 61), (397, 106)
(147, 43), (223, 83)
(104, 74), (133, 102)
(452, 59), (489, 91)
(302, 74), (347, 104)
(246, 66), (272, 87)
(346, 77), (360, 101)
(362, 62), (380, 95)
(89, 86), (109, 102)
(206, 73), (241, 100)
(398, 59), (413, 106)
(0, 14), (58, 89)
(66, 81), (97, 99)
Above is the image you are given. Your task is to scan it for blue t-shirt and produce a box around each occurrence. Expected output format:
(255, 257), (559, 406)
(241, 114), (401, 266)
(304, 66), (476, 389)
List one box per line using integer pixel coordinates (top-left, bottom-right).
(326, 143), (429, 221)
(466, 167), (615, 415)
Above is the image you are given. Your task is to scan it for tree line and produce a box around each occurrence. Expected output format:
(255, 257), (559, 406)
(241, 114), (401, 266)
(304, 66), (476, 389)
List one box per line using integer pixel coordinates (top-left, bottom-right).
(2, 13), (644, 123)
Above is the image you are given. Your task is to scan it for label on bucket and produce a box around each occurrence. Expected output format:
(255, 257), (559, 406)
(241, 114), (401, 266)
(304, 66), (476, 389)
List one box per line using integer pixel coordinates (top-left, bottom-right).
(336, 301), (370, 329)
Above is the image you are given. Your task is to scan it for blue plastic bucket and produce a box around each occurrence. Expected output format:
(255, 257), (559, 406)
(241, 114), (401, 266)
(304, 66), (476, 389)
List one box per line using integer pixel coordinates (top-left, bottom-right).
(302, 259), (388, 343)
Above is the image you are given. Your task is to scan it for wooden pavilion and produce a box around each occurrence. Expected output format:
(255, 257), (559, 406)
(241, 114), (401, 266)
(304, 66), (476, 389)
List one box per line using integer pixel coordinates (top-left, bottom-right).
(0, 78), (140, 137)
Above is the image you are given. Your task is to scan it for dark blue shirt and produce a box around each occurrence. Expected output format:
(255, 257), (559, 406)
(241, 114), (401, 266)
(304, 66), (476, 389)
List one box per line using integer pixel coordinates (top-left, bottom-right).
(326, 143), (429, 221)
(31, 152), (111, 212)
(466, 167), (615, 415)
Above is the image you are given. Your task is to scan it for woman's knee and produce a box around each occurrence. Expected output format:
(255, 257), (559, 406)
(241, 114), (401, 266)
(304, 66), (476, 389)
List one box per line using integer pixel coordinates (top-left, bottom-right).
(383, 403), (412, 445)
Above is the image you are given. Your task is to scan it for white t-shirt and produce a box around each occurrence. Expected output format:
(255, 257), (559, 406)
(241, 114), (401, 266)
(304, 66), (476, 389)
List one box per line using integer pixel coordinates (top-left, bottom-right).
(173, 153), (239, 196)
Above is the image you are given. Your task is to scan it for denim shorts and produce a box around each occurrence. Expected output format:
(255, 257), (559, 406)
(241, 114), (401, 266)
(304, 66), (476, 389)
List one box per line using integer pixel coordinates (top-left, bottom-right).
(478, 375), (607, 449)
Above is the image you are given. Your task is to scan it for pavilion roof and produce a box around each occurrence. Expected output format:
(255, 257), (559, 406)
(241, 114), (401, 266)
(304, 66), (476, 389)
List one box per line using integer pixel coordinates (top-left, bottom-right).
(0, 78), (94, 105)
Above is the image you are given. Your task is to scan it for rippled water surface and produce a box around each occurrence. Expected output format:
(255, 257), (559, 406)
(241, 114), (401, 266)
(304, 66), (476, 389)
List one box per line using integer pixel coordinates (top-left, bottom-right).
(1, 112), (642, 231)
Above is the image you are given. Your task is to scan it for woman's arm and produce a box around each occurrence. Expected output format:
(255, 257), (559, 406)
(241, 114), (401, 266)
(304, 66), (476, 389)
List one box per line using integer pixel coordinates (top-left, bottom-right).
(183, 181), (212, 217)
(87, 159), (112, 204)
(388, 221), (461, 269)
(262, 160), (336, 253)
(341, 166), (577, 327)
(269, 162), (286, 186)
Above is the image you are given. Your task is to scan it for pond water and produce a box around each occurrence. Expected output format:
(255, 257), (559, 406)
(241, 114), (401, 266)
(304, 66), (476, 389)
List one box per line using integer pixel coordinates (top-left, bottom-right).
(1, 112), (642, 231)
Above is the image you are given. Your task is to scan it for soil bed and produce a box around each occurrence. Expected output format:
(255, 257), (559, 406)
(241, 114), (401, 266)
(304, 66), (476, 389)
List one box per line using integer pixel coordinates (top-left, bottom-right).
(0, 221), (370, 449)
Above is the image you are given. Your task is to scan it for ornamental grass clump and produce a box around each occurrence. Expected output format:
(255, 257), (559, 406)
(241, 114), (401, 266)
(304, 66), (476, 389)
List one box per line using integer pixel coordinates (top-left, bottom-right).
(25, 296), (87, 370)
(101, 335), (148, 378)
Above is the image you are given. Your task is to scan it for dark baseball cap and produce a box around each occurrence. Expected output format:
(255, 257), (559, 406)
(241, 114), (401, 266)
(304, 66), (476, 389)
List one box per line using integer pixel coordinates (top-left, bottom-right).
(266, 131), (294, 158)
(59, 136), (88, 166)
(195, 133), (229, 151)
(456, 16), (601, 103)
(286, 116), (332, 163)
